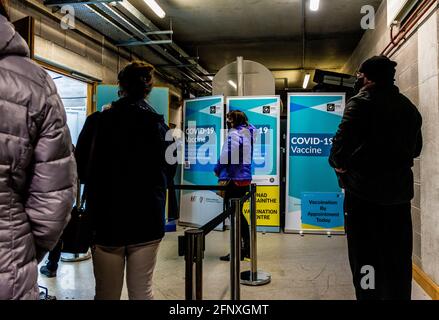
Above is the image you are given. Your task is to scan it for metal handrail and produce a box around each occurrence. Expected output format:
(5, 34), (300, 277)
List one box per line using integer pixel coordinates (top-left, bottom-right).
(200, 207), (233, 236)
(173, 183), (270, 300)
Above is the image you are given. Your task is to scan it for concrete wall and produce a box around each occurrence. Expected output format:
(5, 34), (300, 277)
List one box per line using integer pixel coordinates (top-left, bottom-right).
(417, 11), (439, 285)
(343, 1), (439, 285)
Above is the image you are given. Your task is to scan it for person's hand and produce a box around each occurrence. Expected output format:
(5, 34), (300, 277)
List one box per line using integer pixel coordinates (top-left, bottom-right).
(335, 168), (347, 174)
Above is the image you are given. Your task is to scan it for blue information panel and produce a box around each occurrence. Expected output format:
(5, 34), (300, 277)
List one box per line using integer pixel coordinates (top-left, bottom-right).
(286, 93), (346, 234)
(227, 96), (281, 233)
(227, 96), (280, 186)
(179, 96), (225, 227)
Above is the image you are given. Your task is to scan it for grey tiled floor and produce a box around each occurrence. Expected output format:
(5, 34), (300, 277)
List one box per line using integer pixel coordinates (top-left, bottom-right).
(38, 228), (431, 300)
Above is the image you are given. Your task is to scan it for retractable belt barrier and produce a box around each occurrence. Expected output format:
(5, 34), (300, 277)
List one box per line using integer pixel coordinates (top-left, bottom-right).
(170, 184), (271, 301)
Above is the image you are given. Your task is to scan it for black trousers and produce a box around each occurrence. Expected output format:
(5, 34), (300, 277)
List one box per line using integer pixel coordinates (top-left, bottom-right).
(46, 240), (63, 271)
(225, 183), (250, 255)
(345, 192), (413, 300)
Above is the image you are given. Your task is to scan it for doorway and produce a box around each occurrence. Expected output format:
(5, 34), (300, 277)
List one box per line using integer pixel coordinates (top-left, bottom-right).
(46, 70), (88, 146)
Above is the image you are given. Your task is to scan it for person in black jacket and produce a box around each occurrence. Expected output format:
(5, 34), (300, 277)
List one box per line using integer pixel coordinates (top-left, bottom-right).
(75, 61), (176, 300)
(329, 56), (423, 300)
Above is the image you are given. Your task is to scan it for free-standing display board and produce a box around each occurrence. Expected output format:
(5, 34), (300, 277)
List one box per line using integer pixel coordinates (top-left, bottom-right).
(227, 96), (281, 233)
(286, 93), (346, 234)
(180, 96), (225, 227)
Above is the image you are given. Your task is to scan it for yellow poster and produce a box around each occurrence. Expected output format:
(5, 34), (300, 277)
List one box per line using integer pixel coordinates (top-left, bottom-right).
(243, 186), (280, 228)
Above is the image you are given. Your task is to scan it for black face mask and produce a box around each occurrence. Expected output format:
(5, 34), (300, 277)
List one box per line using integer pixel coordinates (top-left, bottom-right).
(353, 77), (365, 95)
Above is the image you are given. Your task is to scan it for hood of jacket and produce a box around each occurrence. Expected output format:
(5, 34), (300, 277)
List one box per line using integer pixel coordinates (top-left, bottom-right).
(0, 14), (30, 57)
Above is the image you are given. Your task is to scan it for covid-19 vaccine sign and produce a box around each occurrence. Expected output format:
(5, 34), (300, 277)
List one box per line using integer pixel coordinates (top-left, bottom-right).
(227, 96), (281, 232)
(180, 96), (225, 227)
(286, 93), (346, 234)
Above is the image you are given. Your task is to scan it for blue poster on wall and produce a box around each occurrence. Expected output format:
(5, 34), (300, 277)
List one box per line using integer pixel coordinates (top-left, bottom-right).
(227, 96), (280, 186)
(96, 85), (169, 123)
(179, 96), (225, 227)
(285, 93), (346, 234)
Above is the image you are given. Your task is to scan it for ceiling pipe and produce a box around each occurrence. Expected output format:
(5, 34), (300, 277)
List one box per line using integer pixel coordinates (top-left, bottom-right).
(83, 4), (193, 86)
(115, 0), (212, 93)
(66, 1), (211, 93)
(385, 0), (431, 50)
(382, 0), (436, 57)
(88, 3), (197, 90)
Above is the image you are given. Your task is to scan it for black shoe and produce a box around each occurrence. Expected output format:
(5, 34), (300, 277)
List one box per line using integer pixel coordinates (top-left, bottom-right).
(219, 253), (250, 262)
(40, 265), (57, 278)
(220, 254), (231, 261)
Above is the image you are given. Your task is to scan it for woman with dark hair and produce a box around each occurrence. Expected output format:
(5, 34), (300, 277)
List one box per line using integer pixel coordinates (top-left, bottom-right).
(75, 61), (176, 300)
(0, 0), (76, 300)
(214, 110), (256, 261)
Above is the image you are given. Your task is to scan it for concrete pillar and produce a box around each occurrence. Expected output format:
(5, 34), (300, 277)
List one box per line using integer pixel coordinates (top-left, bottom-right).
(418, 12), (439, 284)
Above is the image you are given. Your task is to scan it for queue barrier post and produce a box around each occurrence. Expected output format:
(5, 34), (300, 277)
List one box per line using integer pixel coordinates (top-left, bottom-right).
(241, 183), (271, 286)
(230, 198), (241, 300)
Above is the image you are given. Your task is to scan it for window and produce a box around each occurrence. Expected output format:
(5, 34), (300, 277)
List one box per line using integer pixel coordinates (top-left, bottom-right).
(46, 70), (88, 145)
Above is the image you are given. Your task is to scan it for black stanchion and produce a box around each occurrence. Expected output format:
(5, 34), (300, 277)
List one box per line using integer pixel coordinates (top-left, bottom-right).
(175, 184), (267, 300)
(241, 183), (271, 286)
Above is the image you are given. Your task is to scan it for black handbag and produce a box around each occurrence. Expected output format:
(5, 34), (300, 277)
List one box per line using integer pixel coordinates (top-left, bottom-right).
(61, 182), (93, 254)
(61, 114), (99, 254)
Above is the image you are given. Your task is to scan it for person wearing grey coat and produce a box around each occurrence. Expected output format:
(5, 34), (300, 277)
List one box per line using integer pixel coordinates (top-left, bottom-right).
(0, 10), (76, 300)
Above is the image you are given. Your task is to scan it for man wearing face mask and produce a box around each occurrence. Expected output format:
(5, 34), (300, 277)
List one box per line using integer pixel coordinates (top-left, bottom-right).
(329, 56), (423, 300)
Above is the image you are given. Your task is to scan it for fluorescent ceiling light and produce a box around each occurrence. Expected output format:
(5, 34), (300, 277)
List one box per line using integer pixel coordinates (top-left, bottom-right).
(143, 0), (166, 19)
(303, 73), (311, 89)
(310, 0), (320, 11)
(228, 80), (237, 90)
(208, 76), (214, 80)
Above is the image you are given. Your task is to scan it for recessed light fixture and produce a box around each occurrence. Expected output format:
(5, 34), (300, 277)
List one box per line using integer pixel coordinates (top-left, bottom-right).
(310, 0), (320, 11)
(303, 73), (311, 89)
(143, 0), (166, 19)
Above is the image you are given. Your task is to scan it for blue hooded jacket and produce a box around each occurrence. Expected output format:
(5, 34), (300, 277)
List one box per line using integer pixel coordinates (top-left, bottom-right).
(214, 124), (257, 181)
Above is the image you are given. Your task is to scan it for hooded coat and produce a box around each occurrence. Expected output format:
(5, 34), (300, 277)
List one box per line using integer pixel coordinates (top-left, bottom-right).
(0, 15), (76, 300)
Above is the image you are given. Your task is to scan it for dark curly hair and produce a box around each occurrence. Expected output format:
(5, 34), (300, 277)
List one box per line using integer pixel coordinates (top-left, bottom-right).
(0, 0), (9, 20)
(118, 61), (154, 100)
(227, 110), (249, 128)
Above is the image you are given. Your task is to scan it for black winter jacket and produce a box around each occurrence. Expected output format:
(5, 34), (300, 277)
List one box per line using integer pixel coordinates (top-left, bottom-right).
(75, 97), (177, 246)
(329, 84), (422, 205)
